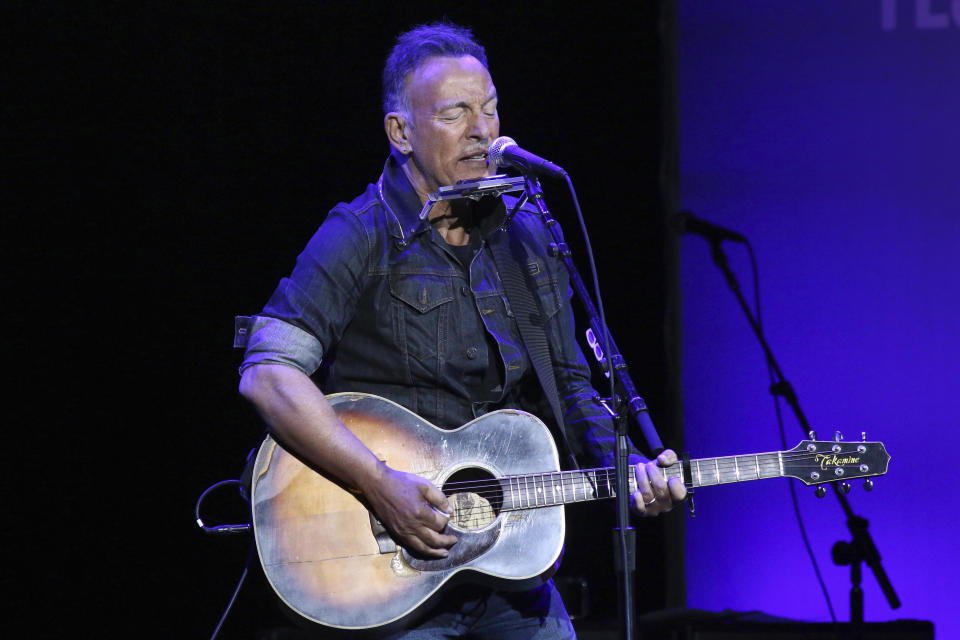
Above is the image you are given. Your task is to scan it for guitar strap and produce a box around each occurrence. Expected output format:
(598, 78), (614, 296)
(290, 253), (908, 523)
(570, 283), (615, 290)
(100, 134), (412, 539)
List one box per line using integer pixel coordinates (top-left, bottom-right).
(488, 223), (579, 470)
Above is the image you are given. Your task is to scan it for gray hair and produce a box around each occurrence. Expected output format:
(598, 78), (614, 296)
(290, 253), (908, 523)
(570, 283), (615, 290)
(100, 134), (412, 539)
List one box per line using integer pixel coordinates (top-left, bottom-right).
(382, 21), (489, 116)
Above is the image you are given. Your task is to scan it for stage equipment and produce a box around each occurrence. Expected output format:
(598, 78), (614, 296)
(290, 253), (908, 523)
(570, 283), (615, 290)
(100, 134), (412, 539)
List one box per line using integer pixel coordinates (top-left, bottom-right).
(678, 211), (900, 623)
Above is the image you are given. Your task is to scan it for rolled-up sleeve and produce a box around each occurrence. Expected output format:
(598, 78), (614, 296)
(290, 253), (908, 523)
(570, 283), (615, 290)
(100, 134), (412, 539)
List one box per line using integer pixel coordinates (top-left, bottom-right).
(239, 315), (325, 376)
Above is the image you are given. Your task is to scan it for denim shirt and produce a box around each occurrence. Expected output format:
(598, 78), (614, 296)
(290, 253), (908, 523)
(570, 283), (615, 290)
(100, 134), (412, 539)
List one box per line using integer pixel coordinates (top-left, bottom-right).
(240, 157), (628, 468)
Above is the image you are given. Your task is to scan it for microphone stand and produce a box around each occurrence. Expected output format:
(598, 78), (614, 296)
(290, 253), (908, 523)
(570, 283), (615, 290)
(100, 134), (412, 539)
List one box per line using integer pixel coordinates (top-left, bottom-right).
(519, 174), (665, 640)
(698, 232), (900, 622)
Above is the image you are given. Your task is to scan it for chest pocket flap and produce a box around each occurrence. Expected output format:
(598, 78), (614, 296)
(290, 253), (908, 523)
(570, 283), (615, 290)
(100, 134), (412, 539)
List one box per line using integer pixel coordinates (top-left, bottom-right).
(389, 274), (455, 313)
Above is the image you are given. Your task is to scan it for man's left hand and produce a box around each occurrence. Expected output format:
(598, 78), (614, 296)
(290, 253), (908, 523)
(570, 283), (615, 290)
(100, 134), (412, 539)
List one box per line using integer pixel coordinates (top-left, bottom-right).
(632, 449), (687, 517)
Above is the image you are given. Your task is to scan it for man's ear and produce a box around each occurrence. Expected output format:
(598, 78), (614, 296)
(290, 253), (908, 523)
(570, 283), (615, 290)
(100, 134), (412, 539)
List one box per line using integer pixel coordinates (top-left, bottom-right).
(384, 112), (412, 156)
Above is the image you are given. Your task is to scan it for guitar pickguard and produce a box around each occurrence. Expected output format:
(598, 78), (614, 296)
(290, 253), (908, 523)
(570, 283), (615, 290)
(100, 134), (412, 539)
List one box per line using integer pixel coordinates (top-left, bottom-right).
(401, 518), (503, 571)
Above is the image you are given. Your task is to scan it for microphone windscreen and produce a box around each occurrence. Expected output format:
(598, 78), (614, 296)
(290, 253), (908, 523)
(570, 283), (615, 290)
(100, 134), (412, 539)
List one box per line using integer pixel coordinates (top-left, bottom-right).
(488, 136), (517, 168)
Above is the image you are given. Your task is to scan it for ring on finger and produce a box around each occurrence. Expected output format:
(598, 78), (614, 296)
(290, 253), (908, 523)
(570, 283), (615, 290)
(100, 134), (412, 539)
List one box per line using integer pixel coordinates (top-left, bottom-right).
(644, 497), (657, 506)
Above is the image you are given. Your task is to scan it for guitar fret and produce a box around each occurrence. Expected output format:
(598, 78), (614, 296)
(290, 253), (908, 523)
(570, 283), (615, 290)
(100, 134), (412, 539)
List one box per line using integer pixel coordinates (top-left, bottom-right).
(501, 446), (814, 512)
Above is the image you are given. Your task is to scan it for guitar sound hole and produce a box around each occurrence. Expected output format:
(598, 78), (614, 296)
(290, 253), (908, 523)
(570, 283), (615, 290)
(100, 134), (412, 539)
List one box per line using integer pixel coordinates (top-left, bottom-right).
(443, 467), (503, 531)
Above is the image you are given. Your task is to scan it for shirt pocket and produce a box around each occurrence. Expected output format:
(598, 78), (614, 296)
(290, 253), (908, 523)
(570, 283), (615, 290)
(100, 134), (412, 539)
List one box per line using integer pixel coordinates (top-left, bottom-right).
(529, 261), (562, 321)
(389, 273), (456, 361)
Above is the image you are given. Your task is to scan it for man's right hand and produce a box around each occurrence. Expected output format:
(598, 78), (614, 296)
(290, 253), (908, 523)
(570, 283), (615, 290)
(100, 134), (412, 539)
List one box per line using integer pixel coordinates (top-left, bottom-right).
(239, 365), (457, 557)
(361, 464), (458, 558)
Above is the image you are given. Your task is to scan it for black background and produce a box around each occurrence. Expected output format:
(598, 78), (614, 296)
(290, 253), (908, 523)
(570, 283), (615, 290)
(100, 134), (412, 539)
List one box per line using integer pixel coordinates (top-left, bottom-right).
(7, 2), (684, 636)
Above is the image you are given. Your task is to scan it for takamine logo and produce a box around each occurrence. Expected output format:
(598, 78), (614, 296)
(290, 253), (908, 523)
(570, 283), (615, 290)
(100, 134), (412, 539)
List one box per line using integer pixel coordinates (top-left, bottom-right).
(815, 454), (861, 470)
(882, 0), (960, 29)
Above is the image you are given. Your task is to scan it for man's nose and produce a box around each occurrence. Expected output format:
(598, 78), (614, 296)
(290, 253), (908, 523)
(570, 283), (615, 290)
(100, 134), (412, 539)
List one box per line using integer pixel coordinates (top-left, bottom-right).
(468, 110), (492, 141)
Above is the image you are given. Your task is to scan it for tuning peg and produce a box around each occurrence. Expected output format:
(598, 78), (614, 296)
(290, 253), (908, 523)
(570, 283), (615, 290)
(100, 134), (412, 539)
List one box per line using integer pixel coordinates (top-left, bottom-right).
(815, 486), (827, 498)
(808, 430), (817, 440)
(863, 479), (874, 492)
(861, 431), (867, 442)
(834, 430), (843, 442)
(841, 482), (851, 494)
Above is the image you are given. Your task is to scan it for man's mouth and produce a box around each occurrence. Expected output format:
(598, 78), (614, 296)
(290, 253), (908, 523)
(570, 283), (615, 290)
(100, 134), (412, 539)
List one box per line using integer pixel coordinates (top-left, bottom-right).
(460, 152), (488, 162)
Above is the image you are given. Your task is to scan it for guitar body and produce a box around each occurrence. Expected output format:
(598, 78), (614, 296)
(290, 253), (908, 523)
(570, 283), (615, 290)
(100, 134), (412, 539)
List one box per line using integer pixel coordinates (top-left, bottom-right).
(251, 392), (565, 631)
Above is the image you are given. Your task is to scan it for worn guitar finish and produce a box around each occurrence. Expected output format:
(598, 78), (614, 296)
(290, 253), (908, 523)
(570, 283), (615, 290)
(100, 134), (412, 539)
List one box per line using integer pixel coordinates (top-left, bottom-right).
(251, 392), (890, 631)
(251, 393), (572, 631)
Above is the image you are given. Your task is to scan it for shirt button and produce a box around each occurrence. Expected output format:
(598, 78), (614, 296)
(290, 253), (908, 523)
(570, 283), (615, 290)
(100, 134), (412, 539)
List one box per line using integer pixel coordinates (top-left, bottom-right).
(466, 346), (479, 359)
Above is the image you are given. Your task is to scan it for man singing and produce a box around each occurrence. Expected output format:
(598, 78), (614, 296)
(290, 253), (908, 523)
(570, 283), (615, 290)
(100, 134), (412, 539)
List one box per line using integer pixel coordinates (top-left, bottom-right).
(239, 21), (685, 639)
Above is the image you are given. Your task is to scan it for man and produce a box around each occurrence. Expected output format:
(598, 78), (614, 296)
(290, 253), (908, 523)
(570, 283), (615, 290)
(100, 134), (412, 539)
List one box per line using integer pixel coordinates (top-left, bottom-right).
(239, 21), (685, 638)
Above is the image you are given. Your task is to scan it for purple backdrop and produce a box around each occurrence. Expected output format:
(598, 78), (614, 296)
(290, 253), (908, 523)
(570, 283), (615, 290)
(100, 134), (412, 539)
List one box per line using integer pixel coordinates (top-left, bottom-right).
(678, 1), (959, 635)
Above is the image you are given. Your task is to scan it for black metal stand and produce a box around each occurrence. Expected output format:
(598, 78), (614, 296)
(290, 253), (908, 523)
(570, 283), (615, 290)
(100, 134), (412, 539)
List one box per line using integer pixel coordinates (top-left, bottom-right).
(832, 507), (901, 624)
(700, 232), (900, 621)
(519, 175), (665, 640)
(832, 538), (864, 625)
(611, 406), (638, 640)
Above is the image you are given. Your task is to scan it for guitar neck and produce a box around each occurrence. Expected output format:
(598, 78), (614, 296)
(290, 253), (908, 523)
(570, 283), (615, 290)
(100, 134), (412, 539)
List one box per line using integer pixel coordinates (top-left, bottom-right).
(501, 451), (786, 511)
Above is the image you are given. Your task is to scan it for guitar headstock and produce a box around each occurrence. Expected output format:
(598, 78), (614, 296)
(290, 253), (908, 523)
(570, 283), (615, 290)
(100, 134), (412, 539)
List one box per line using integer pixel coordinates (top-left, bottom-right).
(783, 439), (890, 486)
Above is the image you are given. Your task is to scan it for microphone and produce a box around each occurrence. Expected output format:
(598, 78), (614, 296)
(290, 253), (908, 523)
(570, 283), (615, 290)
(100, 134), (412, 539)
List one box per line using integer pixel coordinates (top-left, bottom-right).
(488, 136), (568, 178)
(673, 211), (747, 244)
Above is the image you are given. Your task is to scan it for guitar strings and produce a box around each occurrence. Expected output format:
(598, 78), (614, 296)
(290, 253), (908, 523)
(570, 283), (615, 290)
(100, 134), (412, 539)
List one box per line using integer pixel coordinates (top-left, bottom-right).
(438, 450), (871, 489)
(437, 448), (876, 493)
(437, 451), (875, 504)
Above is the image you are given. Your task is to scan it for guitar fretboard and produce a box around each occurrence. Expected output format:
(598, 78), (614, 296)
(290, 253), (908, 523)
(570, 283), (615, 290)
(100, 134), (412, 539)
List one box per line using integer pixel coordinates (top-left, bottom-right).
(682, 452), (784, 487)
(502, 469), (619, 510)
(501, 452), (785, 511)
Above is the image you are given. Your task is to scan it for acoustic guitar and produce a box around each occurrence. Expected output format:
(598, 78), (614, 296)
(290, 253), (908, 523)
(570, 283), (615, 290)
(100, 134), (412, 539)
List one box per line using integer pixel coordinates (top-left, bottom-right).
(251, 392), (889, 631)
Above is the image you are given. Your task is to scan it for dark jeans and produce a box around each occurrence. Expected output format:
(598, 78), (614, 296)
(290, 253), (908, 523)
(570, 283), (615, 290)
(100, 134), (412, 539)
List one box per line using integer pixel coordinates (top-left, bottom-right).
(379, 581), (576, 640)
(249, 566), (575, 640)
